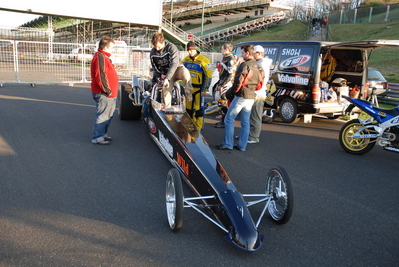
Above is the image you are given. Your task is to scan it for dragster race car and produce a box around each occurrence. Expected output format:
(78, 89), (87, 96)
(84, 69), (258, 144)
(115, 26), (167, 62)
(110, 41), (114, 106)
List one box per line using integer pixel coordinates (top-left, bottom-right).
(118, 76), (294, 252)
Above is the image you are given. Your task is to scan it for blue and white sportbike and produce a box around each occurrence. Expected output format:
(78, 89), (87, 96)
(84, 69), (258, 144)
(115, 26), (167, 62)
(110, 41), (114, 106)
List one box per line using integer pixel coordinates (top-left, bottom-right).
(339, 95), (399, 155)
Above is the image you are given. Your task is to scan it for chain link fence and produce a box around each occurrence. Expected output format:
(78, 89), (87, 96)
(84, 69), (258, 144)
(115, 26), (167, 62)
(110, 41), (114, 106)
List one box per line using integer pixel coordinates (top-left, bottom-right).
(0, 40), (222, 87)
(327, 4), (399, 25)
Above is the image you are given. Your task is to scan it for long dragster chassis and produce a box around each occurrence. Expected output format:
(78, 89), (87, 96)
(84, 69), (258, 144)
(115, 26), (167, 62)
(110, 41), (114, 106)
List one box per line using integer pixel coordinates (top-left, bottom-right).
(118, 77), (294, 253)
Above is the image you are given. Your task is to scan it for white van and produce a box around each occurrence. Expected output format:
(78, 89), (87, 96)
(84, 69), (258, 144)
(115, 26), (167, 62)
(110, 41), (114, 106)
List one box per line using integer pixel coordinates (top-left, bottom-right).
(68, 47), (93, 62)
(110, 41), (128, 66)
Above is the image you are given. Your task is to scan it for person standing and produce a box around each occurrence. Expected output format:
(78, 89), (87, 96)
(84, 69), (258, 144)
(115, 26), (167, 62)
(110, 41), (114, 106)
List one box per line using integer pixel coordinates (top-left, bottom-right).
(213, 43), (238, 128)
(248, 45), (272, 144)
(182, 41), (213, 131)
(150, 32), (193, 108)
(216, 44), (261, 152)
(90, 36), (119, 145)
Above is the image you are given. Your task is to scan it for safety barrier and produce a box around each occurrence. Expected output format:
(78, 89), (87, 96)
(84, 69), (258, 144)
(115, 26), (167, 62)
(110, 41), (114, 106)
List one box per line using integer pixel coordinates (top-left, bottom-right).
(0, 40), (221, 87)
(378, 83), (399, 106)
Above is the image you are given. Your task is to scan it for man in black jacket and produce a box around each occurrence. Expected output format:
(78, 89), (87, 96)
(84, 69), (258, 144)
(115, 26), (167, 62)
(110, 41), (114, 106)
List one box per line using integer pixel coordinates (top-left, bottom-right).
(216, 44), (261, 151)
(150, 32), (193, 108)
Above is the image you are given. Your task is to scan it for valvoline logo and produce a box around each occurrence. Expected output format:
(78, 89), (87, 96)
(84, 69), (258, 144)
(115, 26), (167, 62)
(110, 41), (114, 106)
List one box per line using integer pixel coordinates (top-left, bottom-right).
(148, 118), (157, 134)
(280, 55), (311, 68)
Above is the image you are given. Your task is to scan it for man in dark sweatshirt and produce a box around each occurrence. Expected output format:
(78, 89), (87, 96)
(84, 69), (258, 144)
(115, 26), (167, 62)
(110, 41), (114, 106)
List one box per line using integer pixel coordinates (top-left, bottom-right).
(150, 32), (193, 108)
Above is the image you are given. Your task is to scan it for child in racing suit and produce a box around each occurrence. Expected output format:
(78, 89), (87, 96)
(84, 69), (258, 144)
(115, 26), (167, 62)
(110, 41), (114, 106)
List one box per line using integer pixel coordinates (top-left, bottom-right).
(182, 41), (213, 131)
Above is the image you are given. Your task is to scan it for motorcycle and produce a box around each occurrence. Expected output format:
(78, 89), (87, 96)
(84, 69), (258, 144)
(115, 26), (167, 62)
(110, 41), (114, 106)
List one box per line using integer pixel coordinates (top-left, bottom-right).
(339, 95), (399, 155)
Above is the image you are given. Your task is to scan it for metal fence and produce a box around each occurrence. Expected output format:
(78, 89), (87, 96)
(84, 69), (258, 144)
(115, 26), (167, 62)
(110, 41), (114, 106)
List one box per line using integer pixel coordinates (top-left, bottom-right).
(378, 83), (399, 106)
(327, 4), (399, 25)
(0, 40), (222, 87)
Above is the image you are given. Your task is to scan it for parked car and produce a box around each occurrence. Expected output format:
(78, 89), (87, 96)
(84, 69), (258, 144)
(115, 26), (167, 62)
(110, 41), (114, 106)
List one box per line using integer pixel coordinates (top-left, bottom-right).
(367, 67), (388, 96)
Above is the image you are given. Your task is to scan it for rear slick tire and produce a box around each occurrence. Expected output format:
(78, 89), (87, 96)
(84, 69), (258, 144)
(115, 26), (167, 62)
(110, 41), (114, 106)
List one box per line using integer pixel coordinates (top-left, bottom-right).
(118, 83), (142, 120)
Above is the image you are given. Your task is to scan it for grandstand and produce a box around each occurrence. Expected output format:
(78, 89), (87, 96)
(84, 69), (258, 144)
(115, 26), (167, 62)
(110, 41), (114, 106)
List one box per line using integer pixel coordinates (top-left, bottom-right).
(162, 0), (292, 50)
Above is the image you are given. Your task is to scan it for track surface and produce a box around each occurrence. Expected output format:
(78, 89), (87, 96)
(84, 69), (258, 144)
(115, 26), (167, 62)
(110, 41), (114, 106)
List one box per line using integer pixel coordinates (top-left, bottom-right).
(1, 84), (398, 266)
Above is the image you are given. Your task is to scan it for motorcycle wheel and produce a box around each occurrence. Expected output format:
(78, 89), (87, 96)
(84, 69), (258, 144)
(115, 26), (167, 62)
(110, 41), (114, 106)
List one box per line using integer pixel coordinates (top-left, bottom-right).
(166, 168), (184, 232)
(339, 119), (376, 155)
(266, 166), (293, 224)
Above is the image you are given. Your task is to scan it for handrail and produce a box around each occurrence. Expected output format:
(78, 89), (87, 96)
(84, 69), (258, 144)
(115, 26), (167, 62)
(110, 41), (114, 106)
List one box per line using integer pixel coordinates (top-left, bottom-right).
(162, 17), (213, 51)
(199, 11), (286, 42)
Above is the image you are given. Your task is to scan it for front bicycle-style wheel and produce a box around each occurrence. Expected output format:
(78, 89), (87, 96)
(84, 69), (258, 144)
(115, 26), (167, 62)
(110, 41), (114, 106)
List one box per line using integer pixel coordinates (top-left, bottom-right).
(339, 119), (376, 155)
(266, 166), (293, 224)
(166, 168), (184, 232)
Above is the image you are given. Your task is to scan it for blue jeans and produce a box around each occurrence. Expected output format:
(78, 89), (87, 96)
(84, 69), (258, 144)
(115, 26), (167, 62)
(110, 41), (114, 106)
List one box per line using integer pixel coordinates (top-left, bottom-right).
(222, 96), (254, 151)
(92, 93), (116, 142)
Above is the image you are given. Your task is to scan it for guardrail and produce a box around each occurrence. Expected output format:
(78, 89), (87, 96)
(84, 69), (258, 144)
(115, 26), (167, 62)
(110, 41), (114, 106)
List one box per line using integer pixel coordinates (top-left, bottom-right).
(378, 83), (399, 106)
(0, 39), (221, 87)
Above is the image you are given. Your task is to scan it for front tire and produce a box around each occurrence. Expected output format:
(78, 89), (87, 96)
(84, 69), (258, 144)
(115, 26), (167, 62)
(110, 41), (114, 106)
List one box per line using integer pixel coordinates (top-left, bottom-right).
(339, 119), (376, 155)
(279, 98), (299, 123)
(266, 166), (293, 224)
(118, 84), (142, 120)
(166, 168), (184, 232)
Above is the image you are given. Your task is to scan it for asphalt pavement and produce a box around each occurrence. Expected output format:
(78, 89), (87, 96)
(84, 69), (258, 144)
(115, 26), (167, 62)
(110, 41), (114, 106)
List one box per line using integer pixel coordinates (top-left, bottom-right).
(1, 83), (398, 266)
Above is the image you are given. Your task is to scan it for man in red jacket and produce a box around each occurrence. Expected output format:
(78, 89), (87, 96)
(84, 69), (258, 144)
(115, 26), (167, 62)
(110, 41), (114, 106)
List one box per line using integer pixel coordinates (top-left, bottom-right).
(90, 36), (119, 145)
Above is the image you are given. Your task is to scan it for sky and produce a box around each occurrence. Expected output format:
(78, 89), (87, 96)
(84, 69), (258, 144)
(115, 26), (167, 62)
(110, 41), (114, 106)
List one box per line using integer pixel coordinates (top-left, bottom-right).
(0, 10), (41, 27)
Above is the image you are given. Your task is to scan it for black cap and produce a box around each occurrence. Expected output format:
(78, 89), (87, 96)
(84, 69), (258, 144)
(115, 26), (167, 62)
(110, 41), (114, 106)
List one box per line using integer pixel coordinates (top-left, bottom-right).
(187, 41), (197, 51)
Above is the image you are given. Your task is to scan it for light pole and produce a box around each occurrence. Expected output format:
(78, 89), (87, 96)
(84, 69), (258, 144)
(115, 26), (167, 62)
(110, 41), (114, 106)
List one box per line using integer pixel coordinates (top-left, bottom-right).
(201, 0), (205, 36)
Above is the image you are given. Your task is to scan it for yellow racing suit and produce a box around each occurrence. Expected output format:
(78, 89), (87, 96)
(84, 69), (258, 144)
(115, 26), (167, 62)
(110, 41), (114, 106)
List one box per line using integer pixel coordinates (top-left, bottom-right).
(182, 52), (213, 131)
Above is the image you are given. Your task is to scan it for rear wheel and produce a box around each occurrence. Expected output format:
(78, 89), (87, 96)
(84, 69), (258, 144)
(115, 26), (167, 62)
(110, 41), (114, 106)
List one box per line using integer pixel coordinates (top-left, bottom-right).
(266, 166), (293, 224)
(339, 119), (376, 155)
(118, 84), (142, 120)
(279, 98), (299, 123)
(166, 168), (184, 232)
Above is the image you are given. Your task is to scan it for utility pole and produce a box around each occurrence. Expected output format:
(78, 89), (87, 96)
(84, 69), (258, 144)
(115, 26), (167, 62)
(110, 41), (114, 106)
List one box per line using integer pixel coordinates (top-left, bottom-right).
(170, 0), (174, 23)
(201, 0), (205, 36)
(48, 16), (53, 60)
